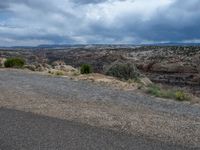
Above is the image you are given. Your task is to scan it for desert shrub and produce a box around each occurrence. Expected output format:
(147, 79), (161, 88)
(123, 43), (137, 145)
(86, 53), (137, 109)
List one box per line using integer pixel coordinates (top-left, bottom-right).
(106, 63), (141, 80)
(73, 71), (80, 76)
(80, 64), (92, 74)
(4, 58), (25, 68)
(47, 70), (64, 76)
(55, 71), (64, 76)
(147, 84), (162, 97)
(146, 84), (190, 101)
(160, 91), (176, 99)
(147, 84), (174, 98)
(175, 91), (189, 101)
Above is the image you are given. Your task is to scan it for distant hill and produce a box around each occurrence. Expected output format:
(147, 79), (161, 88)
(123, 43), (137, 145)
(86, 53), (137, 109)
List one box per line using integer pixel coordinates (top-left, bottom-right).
(0, 43), (200, 50)
(147, 42), (200, 46)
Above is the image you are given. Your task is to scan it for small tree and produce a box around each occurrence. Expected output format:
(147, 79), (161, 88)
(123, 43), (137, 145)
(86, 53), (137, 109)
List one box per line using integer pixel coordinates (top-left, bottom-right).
(4, 58), (25, 68)
(80, 64), (92, 74)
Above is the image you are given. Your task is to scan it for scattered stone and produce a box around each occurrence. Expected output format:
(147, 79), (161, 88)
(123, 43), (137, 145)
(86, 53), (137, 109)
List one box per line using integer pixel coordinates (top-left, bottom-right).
(24, 65), (36, 71)
(52, 61), (66, 68)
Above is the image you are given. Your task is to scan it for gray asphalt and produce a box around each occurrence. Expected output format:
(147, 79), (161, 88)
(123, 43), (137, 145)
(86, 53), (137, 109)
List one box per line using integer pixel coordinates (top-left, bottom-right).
(0, 107), (195, 150)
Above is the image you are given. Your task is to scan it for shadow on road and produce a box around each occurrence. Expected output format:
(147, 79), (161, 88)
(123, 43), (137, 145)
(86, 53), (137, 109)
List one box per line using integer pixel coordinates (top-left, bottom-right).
(0, 107), (196, 150)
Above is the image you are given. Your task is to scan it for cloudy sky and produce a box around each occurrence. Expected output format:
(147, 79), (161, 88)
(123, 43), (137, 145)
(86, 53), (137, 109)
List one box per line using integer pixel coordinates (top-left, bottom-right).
(0, 0), (200, 46)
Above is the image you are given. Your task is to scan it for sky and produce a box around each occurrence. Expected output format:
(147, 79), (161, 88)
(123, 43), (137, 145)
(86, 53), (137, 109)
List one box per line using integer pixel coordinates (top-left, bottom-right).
(0, 0), (200, 46)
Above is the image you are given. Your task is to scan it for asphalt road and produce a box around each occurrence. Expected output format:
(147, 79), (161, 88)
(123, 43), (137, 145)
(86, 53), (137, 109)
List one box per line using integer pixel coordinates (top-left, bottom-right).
(0, 69), (200, 149)
(0, 108), (194, 150)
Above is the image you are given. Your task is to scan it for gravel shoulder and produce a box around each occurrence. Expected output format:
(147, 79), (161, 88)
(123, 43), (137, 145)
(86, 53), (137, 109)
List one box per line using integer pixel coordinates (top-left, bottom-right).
(0, 69), (200, 148)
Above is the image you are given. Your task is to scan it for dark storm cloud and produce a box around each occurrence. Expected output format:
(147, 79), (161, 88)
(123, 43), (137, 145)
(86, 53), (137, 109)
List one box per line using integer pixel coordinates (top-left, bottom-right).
(73, 0), (108, 4)
(0, 0), (200, 46)
(85, 0), (200, 43)
(137, 0), (200, 42)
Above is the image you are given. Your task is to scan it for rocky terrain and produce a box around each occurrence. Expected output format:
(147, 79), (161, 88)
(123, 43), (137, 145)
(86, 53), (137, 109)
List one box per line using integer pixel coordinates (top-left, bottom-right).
(1, 45), (200, 95)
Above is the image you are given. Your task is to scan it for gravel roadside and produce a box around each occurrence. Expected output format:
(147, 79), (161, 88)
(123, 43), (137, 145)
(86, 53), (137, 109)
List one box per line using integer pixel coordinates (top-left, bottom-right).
(0, 69), (200, 148)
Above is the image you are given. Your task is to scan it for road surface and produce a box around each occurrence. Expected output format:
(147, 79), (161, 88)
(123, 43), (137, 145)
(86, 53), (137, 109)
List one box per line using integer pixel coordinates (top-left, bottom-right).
(0, 108), (195, 150)
(0, 69), (200, 149)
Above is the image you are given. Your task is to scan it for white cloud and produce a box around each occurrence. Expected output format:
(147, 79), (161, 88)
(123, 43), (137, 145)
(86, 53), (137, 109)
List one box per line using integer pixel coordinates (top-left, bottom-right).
(0, 0), (200, 46)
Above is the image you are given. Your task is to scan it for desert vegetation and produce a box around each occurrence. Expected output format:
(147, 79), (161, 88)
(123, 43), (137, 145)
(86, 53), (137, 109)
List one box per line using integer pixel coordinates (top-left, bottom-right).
(105, 62), (141, 81)
(146, 84), (190, 101)
(48, 70), (65, 76)
(4, 58), (25, 68)
(80, 64), (92, 74)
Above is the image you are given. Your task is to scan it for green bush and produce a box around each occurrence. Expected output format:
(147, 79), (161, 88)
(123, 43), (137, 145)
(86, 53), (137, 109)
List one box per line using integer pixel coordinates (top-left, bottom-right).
(80, 64), (92, 74)
(48, 70), (64, 76)
(106, 63), (141, 80)
(4, 58), (25, 68)
(146, 84), (161, 97)
(175, 91), (189, 101)
(55, 71), (64, 76)
(146, 84), (190, 101)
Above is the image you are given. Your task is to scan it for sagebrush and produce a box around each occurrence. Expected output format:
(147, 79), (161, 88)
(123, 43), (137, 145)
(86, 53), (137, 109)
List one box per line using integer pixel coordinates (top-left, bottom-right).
(106, 62), (141, 80)
(80, 64), (92, 74)
(4, 58), (25, 68)
(146, 84), (190, 101)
